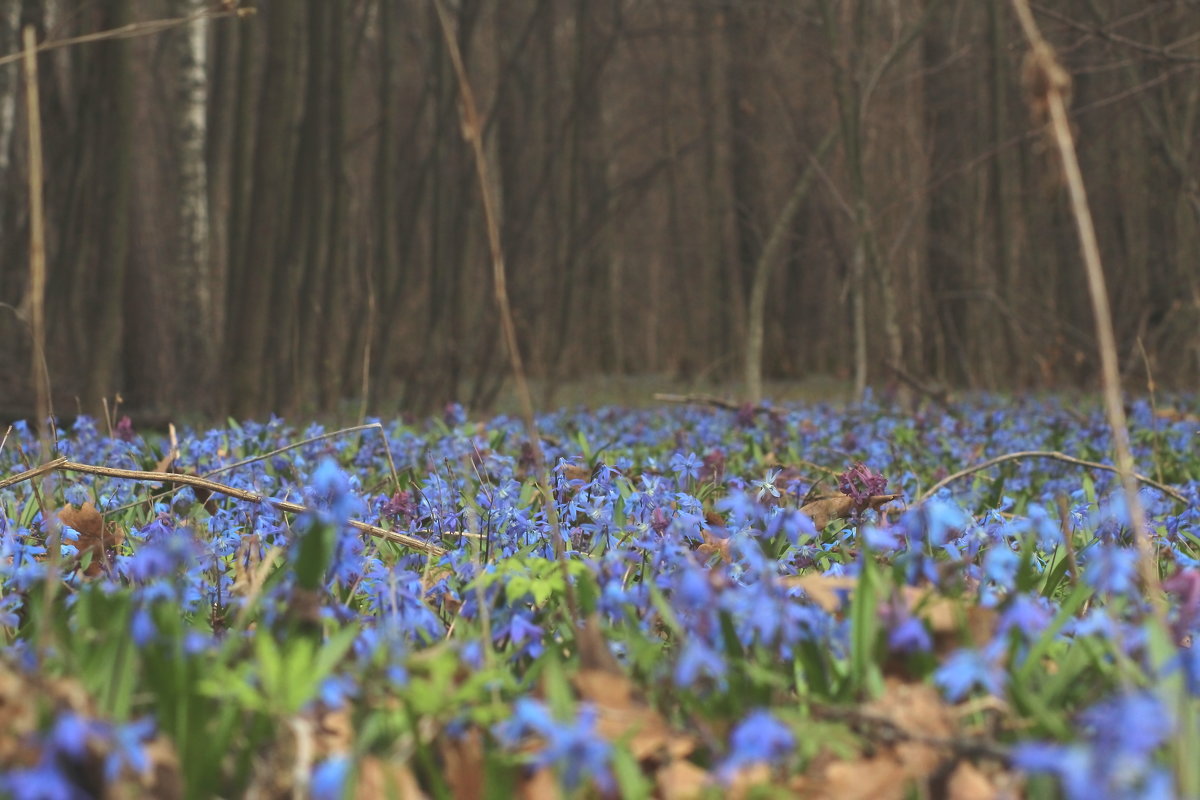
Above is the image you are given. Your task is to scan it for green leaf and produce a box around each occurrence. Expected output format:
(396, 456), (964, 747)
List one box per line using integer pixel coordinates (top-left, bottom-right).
(848, 553), (882, 698)
(293, 516), (336, 591)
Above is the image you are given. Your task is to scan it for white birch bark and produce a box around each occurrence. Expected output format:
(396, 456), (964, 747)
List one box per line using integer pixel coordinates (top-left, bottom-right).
(0, 3), (21, 235)
(172, 0), (213, 385)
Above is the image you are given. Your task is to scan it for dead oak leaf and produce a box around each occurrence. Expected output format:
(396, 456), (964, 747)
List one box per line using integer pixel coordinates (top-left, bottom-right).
(799, 494), (902, 531)
(697, 528), (731, 563)
(58, 501), (124, 576)
(780, 574), (859, 613)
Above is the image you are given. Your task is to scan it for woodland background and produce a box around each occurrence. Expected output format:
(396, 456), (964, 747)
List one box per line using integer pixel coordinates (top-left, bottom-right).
(0, 0), (1197, 421)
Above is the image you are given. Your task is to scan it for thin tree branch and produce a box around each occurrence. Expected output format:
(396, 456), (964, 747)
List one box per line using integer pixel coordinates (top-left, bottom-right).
(917, 450), (1188, 507)
(0, 458), (445, 556)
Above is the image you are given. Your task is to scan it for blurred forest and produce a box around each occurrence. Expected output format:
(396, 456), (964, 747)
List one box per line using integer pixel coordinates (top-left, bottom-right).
(0, 0), (1198, 421)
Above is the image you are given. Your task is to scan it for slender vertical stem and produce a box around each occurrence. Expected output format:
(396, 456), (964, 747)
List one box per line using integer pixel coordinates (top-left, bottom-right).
(23, 26), (59, 656)
(23, 26), (50, 435)
(1009, 1), (1164, 617)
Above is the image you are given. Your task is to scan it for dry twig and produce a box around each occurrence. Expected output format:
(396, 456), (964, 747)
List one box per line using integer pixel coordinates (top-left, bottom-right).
(0, 458), (445, 556)
(653, 393), (777, 416)
(917, 449), (1189, 506)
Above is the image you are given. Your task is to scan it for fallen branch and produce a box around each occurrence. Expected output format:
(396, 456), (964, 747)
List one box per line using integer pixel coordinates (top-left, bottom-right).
(917, 449), (1189, 506)
(881, 360), (953, 410)
(810, 701), (1012, 763)
(653, 393), (777, 417)
(103, 421), (405, 518)
(0, 458), (445, 556)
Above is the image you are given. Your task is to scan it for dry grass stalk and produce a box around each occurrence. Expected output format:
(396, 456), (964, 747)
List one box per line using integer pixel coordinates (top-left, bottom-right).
(1009, 0), (1165, 615)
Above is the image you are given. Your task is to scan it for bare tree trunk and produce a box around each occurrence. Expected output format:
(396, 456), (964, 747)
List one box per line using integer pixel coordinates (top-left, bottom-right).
(84, 0), (136, 411)
(171, 0), (213, 408)
(226, 0), (304, 418)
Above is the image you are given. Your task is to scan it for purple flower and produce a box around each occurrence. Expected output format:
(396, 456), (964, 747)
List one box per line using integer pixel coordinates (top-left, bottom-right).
(837, 462), (888, 510)
(115, 415), (136, 442)
(1163, 568), (1200, 642)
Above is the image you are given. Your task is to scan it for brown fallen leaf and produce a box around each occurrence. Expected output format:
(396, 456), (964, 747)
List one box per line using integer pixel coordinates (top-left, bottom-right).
(780, 574), (859, 612)
(656, 758), (710, 800)
(800, 494), (902, 531)
(864, 680), (953, 776)
(58, 501), (124, 576)
(572, 669), (694, 762)
(357, 757), (427, 800)
(697, 528), (731, 564)
(518, 767), (560, 800)
(820, 756), (909, 800)
(440, 728), (486, 800)
(726, 763), (774, 800)
(947, 761), (998, 800)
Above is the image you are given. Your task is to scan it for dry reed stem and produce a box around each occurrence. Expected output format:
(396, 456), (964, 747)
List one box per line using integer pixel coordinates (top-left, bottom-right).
(0, 6), (250, 69)
(0, 458), (445, 556)
(22, 28), (50, 435)
(22, 25), (60, 657)
(917, 450), (1189, 506)
(1010, 0), (1165, 614)
(432, 1), (612, 673)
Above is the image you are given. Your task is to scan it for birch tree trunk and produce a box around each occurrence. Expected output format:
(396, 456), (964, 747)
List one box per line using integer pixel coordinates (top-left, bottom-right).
(172, 0), (213, 405)
(0, 3), (18, 238)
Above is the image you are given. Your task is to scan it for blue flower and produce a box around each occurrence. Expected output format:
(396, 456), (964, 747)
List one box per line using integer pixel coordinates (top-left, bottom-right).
(1014, 691), (1174, 800)
(983, 544), (1019, 588)
(669, 452), (702, 484)
(887, 616), (932, 654)
(1085, 545), (1139, 596)
(933, 647), (1005, 700)
(997, 594), (1052, 640)
(49, 713), (92, 760)
(311, 755), (351, 800)
(310, 459), (362, 525)
(674, 637), (726, 688)
(1, 755), (89, 800)
(718, 710), (794, 782)
(104, 717), (155, 782)
(753, 470), (782, 501)
(493, 699), (612, 791)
